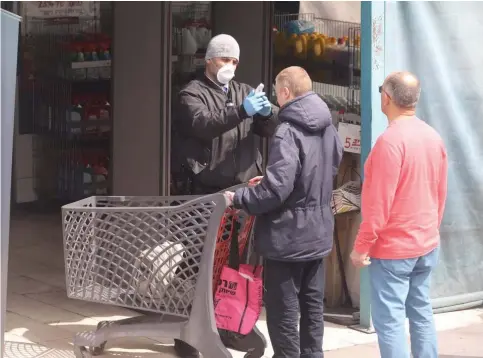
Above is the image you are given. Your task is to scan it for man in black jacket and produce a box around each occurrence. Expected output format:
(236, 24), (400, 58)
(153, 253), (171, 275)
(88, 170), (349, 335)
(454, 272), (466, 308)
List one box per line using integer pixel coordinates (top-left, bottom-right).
(172, 34), (278, 195)
(172, 34), (278, 357)
(226, 67), (343, 357)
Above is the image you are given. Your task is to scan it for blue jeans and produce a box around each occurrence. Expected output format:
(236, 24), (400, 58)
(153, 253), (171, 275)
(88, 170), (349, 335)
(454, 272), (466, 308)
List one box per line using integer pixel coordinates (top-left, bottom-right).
(369, 247), (440, 358)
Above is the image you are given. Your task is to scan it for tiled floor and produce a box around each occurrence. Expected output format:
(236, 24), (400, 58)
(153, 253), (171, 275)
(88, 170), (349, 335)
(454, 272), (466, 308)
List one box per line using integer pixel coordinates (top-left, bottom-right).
(4, 213), (483, 357)
(6, 213), (179, 358)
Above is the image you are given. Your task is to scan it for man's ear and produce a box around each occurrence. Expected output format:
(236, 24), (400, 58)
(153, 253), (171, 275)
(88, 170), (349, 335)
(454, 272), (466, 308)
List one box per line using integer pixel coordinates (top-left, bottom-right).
(384, 93), (390, 106)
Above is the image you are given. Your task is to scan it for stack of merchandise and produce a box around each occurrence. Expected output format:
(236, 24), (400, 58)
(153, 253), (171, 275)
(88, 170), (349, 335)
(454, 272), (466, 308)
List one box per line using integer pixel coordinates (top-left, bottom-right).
(331, 181), (361, 215)
(61, 33), (112, 80)
(58, 151), (109, 199)
(67, 93), (111, 136)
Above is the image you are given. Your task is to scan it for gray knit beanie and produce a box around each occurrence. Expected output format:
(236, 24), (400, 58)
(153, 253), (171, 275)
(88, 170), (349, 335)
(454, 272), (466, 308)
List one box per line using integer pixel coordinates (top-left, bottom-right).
(205, 34), (240, 61)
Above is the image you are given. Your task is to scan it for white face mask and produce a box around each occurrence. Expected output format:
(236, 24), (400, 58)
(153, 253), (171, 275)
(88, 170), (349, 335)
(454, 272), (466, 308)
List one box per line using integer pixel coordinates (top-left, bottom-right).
(216, 63), (236, 85)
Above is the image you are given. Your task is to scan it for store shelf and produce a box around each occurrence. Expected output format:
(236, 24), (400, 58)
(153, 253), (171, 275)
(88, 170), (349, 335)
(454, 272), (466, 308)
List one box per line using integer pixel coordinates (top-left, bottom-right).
(63, 136), (111, 147)
(275, 55), (359, 73)
(83, 181), (109, 190)
(67, 119), (112, 129)
(69, 77), (112, 83)
(71, 60), (111, 69)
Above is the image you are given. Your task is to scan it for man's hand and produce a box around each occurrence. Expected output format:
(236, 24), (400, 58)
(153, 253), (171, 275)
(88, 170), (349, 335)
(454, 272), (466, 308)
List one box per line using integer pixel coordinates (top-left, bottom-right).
(350, 249), (371, 268)
(243, 90), (268, 116)
(224, 191), (235, 206)
(257, 100), (272, 117)
(248, 176), (263, 187)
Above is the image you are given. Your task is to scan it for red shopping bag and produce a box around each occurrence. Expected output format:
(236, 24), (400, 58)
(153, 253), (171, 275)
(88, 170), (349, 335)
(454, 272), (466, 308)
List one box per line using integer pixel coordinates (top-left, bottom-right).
(214, 217), (263, 335)
(214, 264), (263, 335)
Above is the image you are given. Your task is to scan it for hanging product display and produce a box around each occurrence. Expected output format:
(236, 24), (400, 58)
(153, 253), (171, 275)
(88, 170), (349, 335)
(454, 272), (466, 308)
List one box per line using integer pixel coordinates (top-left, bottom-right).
(273, 18), (361, 78)
(272, 13), (361, 116)
(331, 181), (361, 215)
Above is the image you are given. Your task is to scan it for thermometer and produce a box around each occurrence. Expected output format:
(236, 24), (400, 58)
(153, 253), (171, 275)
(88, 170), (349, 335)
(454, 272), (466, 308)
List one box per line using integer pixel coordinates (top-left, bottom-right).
(255, 83), (264, 93)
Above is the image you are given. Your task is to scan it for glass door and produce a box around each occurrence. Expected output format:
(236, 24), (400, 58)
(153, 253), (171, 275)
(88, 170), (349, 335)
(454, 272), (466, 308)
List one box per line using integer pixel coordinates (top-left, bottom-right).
(169, 2), (213, 195)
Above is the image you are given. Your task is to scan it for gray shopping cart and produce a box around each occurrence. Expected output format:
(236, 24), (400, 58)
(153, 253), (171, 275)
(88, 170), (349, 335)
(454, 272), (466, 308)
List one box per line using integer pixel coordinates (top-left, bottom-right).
(62, 189), (265, 358)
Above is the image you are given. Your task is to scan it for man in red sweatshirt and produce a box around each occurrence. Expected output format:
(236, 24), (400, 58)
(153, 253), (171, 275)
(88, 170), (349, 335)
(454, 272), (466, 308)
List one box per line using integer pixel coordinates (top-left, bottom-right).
(351, 71), (448, 358)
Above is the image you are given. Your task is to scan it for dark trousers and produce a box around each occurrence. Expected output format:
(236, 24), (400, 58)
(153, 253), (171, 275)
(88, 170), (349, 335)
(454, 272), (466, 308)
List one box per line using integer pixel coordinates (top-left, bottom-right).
(264, 258), (325, 358)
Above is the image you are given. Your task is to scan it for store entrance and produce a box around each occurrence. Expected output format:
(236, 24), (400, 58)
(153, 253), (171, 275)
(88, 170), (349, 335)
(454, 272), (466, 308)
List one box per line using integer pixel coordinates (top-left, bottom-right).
(169, 1), (273, 196)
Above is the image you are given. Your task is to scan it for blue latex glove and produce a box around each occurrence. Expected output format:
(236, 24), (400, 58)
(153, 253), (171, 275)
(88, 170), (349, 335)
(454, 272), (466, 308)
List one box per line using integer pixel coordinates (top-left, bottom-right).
(243, 90), (267, 116)
(258, 99), (272, 117)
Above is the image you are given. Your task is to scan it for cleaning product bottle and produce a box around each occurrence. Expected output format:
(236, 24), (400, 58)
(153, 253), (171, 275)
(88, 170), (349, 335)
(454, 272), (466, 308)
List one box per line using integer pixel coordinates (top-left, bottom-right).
(99, 95), (111, 134)
(100, 42), (111, 60)
(85, 95), (99, 134)
(83, 42), (92, 62)
(86, 43), (100, 80)
(68, 96), (83, 135)
(99, 41), (111, 79)
(72, 43), (86, 80)
(93, 156), (108, 195)
(90, 43), (99, 61)
(75, 44), (85, 62)
(83, 159), (93, 196)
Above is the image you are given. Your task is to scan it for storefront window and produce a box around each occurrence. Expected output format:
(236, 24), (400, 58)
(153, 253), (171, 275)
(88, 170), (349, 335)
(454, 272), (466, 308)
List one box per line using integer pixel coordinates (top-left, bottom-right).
(17, 2), (113, 202)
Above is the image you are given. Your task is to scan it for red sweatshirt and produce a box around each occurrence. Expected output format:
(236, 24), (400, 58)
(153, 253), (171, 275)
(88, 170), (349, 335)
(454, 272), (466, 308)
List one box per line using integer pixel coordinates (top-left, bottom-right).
(354, 116), (448, 259)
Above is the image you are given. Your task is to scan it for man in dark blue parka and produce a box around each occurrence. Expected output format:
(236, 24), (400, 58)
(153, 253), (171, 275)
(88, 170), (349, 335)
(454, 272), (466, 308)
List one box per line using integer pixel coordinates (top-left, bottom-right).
(226, 66), (343, 358)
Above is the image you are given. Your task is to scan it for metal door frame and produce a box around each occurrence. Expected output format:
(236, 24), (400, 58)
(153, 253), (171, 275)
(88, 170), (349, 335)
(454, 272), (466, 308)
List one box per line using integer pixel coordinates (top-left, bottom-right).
(354, 1), (386, 333)
(160, 2), (172, 196)
(261, 1), (274, 170)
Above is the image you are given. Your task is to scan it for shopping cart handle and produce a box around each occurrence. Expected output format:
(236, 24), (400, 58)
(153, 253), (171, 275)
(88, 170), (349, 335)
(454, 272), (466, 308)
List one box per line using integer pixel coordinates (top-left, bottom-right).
(219, 183), (250, 208)
(220, 183), (250, 193)
(223, 193), (234, 207)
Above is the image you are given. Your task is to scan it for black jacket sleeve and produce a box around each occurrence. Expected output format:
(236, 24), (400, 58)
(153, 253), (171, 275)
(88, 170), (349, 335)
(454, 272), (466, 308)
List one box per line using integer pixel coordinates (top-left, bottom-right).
(178, 91), (250, 141)
(253, 104), (280, 138)
(233, 127), (301, 215)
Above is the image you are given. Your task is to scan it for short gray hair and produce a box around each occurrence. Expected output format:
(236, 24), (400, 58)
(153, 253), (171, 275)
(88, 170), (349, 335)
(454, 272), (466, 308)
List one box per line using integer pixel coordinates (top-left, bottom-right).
(383, 71), (421, 109)
(276, 66), (312, 97)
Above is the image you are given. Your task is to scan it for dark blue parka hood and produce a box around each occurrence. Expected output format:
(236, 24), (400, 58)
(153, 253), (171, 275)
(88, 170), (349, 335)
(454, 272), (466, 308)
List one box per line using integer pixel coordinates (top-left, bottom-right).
(278, 91), (333, 133)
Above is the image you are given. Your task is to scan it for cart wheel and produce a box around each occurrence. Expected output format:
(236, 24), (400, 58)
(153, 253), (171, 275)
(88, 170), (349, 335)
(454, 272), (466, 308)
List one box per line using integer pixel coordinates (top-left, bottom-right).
(87, 321), (109, 356)
(88, 344), (106, 356)
(74, 345), (93, 358)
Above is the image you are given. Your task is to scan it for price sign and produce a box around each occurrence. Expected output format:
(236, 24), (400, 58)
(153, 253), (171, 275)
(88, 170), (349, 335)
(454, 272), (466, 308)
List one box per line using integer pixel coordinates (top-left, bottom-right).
(337, 122), (361, 154)
(23, 2), (98, 18)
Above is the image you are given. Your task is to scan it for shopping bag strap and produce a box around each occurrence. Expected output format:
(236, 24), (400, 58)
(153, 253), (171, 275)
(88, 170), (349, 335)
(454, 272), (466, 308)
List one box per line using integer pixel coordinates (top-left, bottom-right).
(228, 214), (241, 270)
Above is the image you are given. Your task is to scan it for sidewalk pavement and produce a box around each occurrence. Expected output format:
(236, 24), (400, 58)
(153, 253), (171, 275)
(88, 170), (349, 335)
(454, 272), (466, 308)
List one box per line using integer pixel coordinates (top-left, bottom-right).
(326, 322), (483, 358)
